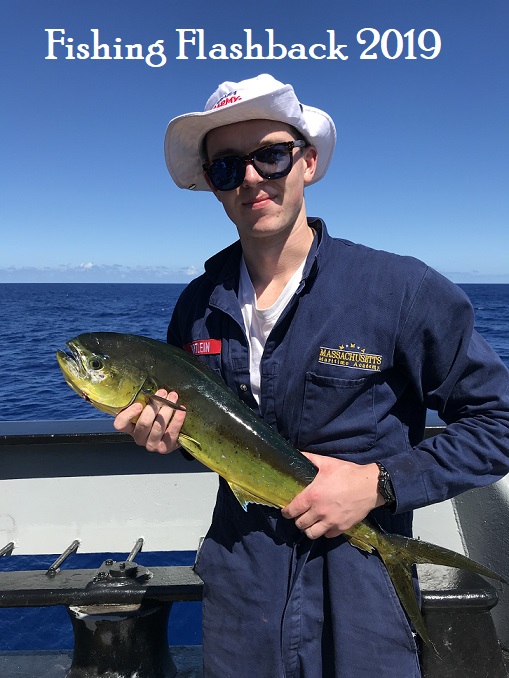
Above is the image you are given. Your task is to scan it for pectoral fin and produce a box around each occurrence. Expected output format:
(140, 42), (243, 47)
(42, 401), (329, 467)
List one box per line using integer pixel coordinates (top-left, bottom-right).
(228, 482), (280, 511)
(146, 392), (189, 412)
(177, 433), (203, 457)
(344, 535), (375, 554)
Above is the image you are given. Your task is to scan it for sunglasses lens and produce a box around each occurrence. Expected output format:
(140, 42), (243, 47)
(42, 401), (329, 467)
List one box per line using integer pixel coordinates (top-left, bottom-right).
(208, 158), (244, 191)
(253, 145), (292, 178)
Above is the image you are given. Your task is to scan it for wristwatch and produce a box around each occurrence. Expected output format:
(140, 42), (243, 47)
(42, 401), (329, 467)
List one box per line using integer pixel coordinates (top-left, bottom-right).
(376, 462), (396, 508)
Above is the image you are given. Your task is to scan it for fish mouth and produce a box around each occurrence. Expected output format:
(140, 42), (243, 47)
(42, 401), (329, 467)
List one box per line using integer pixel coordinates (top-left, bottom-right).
(56, 340), (86, 380)
(56, 339), (96, 403)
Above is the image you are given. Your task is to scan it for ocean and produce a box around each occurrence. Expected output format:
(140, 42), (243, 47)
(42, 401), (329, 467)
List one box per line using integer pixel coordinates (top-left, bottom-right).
(0, 283), (186, 422)
(1, 282), (508, 422)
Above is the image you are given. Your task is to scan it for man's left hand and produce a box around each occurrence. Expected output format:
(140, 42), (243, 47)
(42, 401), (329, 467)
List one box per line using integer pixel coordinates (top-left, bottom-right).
(281, 453), (384, 539)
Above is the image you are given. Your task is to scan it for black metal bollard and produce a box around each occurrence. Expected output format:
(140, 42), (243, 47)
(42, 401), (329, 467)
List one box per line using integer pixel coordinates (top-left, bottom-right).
(64, 559), (180, 677)
(66, 600), (177, 678)
(420, 565), (507, 678)
(0, 547), (204, 677)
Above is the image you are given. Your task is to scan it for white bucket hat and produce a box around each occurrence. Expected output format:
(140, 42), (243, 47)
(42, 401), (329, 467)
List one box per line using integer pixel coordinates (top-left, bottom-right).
(164, 73), (336, 191)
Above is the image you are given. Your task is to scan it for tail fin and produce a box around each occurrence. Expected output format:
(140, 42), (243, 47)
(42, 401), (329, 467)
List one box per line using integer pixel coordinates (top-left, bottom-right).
(377, 533), (506, 654)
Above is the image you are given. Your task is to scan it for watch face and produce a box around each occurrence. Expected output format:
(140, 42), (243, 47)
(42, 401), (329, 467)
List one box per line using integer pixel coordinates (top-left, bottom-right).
(382, 479), (394, 502)
(377, 464), (395, 504)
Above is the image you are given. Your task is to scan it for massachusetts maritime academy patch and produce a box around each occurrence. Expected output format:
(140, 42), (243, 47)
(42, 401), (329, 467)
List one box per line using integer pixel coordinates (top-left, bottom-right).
(318, 342), (383, 372)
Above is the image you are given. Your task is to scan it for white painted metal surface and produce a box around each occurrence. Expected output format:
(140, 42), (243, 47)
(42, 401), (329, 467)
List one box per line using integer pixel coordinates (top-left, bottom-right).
(1, 472), (217, 556)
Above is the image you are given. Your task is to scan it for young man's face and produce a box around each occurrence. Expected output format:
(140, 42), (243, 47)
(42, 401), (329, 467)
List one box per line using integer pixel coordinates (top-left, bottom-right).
(204, 119), (317, 243)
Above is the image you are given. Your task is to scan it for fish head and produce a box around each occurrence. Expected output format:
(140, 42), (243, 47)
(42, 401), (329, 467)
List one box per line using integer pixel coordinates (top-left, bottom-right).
(56, 333), (150, 415)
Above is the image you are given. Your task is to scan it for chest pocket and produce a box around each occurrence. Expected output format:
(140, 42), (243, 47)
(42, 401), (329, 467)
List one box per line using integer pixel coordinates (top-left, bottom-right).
(297, 372), (377, 454)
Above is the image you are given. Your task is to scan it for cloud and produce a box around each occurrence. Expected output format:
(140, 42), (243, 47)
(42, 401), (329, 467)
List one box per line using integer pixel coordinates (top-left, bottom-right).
(0, 264), (201, 283)
(2, 263), (507, 285)
(440, 271), (509, 284)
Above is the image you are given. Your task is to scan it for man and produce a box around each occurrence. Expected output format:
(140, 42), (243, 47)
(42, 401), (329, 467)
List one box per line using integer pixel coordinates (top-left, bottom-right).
(114, 74), (509, 677)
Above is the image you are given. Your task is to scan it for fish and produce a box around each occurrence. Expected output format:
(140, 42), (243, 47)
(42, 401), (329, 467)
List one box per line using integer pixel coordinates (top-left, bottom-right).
(56, 331), (505, 652)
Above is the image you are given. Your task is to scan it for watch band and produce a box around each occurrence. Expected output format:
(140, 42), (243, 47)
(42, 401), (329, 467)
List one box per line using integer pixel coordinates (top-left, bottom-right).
(376, 462), (396, 508)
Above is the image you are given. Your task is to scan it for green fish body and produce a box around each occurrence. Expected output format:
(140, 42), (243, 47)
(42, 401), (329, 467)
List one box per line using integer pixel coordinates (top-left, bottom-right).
(57, 332), (505, 651)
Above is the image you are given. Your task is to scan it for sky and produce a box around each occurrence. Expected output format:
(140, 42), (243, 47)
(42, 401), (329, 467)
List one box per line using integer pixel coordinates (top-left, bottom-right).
(2, 0), (508, 283)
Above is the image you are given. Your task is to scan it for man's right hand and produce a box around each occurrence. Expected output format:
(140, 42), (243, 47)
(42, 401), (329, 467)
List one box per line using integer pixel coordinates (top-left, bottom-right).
(113, 389), (186, 455)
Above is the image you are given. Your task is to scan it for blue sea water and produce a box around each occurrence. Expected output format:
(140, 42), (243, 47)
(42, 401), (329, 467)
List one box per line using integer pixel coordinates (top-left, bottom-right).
(0, 283), (186, 422)
(0, 282), (508, 422)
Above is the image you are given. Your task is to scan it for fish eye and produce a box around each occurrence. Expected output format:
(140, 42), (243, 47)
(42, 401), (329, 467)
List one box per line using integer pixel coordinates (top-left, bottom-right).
(89, 358), (103, 370)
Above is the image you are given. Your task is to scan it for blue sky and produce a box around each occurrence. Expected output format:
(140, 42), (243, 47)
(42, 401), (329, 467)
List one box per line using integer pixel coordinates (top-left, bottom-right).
(2, 0), (508, 283)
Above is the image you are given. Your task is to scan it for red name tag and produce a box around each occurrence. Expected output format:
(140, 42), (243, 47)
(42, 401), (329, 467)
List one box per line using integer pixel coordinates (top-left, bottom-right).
(184, 339), (222, 356)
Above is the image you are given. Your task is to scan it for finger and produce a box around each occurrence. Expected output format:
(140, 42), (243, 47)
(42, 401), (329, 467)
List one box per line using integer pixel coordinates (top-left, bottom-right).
(303, 523), (330, 541)
(149, 391), (187, 454)
(300, 516), (337, 541)
(281, 490), (313, 519)
(281, 501), (303, 520)
(323, 527), (342, 539)
(303, 524), (323, 540)
(289, 507), (324, 539)
(113, 402), (144, 433)
(294, 512), (317, 532)
(125, 389), (168, 448)
(142, 390), (178, 451)
(153, 392), (187, 454)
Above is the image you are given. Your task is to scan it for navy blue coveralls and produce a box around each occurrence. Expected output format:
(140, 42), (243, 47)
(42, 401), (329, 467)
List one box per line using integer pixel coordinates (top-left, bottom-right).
(167, 219), (509, 678)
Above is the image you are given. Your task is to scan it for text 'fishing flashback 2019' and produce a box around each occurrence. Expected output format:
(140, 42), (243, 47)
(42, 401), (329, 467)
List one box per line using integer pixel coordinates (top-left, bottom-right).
(45, 28), (442, 67)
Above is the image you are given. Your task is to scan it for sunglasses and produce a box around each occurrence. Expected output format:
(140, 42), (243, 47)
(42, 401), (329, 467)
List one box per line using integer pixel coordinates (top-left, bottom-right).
(203, 140), (308, 191)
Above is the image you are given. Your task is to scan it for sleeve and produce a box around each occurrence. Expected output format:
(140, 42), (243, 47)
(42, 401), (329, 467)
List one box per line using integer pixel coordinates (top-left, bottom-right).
(382, 267), (509, 513)
(166, 277), (202, 349)
(167, 301), (183, 348)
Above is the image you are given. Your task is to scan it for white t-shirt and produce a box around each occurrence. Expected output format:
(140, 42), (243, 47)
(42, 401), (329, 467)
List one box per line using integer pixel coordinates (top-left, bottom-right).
(239, 256), (306, 405)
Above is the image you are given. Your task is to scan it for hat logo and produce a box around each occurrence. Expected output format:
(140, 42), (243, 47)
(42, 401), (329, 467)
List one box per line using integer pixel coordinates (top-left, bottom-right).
(212, 91), (242, 109)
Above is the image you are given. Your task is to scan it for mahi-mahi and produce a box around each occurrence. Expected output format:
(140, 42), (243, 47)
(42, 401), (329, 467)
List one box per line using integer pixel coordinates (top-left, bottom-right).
(56, 331), (506, 652)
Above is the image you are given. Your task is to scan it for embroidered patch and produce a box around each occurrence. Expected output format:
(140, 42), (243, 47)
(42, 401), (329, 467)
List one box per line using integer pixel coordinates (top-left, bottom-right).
(318, 342), (382, 371)
(184, 339), (222, 356)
